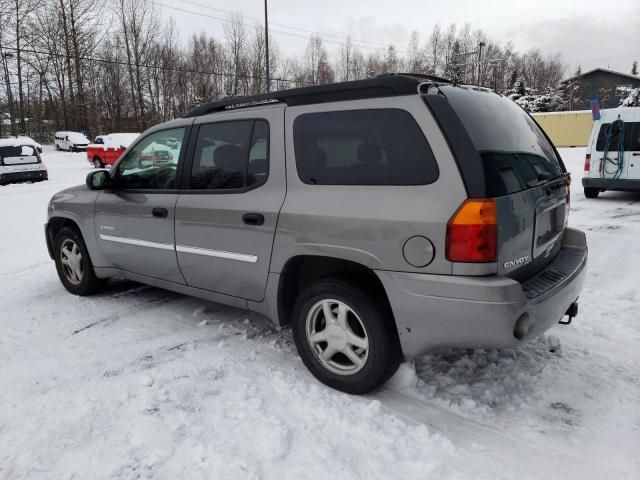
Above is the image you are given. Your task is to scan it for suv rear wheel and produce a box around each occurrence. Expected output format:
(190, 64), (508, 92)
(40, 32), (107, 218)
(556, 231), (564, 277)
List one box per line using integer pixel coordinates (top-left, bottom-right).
(291, 276), (401, 394)
(54, 226), (106, 295)
(584, 187), (600, 198)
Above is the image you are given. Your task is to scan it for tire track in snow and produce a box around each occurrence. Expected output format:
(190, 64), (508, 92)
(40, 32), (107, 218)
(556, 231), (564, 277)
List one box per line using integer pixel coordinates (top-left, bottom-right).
(194, 329), (615, 480)
(69, 292), (182, 336)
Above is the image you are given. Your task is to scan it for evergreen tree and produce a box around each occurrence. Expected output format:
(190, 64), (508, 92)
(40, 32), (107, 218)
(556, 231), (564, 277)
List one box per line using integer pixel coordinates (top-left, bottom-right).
(574, 65), (582, 76)
(515, 75), (527, 96)
(444, 41), (463, 83)
(509, 68), (518, 89)
(632, 61), (638, 76)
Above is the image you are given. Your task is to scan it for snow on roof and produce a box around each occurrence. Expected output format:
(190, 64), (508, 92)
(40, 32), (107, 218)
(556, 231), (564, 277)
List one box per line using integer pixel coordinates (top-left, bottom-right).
(92, 133), (140, 148)
(56, 131), (89, 141)
(5, 135), (41, 147)
(562, 67), (640, 84)
(0, 137), (36, 147)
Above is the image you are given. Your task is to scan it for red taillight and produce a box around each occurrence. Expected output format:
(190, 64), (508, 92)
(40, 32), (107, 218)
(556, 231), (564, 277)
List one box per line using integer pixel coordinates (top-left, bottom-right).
(584, 153), (591, 172)
(446, 199), (497, 262)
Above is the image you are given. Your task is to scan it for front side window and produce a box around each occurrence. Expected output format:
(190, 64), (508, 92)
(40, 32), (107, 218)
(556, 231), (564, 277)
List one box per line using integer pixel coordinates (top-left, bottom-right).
(190, 119), (269, 190)
(293, 109), (439, 185)
(115, 127), (185, 190)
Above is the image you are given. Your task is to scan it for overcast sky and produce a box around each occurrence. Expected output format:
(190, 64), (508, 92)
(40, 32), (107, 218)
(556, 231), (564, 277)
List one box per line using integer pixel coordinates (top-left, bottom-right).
(161, 0), (640, 76)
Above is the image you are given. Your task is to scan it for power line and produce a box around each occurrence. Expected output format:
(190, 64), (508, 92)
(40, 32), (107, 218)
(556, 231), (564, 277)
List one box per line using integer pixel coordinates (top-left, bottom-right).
(0, 45), (313, 86)
(153, 0), (404, 53)
(177, 0), (406, 52)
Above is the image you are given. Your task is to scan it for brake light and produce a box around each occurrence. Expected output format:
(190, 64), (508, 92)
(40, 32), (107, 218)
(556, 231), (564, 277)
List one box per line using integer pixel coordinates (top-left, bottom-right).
(446, 199), (497, 262)
(584, 153), (591, 171)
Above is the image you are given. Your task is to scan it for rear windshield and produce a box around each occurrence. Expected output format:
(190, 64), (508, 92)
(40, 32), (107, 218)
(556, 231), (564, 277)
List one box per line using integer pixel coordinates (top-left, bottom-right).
(0, 145), (37, 158)
(595, 122), (640, 151)
(440, 86), (563, 196)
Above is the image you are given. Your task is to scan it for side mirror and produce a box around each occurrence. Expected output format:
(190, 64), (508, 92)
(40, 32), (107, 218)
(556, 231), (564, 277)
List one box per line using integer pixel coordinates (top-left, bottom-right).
(86, 170), (113, 190)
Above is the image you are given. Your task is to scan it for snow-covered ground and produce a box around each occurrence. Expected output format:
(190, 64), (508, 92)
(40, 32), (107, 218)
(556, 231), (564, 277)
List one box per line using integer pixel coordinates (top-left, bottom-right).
(1, 147), (638, 479)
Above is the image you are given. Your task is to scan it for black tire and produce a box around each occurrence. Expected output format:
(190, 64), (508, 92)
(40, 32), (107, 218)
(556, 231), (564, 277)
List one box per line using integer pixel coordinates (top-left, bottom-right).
(54, 226), (107, 295)
(584, 187), (600, 199)
(55, 144), (60, 151)
(93, 157), (104, 168)
(291, 276), (401, 395)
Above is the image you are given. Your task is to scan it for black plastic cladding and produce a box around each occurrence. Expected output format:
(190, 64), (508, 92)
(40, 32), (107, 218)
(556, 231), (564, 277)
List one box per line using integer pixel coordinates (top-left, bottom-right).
(421, 94), (487, 198)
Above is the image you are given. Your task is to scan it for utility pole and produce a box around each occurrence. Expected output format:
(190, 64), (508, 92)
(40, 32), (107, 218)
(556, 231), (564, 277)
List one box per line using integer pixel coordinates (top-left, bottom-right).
(264, 0), (270, 92)
(477, 41), (486, 86)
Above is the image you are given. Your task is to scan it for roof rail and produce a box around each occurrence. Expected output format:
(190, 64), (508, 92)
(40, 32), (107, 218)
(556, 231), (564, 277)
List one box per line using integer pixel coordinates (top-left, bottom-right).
(376, 72), (452, 84)
(182, 75), (423, 118)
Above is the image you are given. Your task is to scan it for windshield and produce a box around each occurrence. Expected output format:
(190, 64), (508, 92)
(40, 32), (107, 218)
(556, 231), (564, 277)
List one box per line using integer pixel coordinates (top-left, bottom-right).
(439, 85), (564, 196)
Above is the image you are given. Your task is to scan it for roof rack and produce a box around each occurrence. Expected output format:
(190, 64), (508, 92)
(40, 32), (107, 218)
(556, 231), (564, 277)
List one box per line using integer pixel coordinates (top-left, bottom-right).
(375, 72), (452, 84)
(183, 75), (425, 118)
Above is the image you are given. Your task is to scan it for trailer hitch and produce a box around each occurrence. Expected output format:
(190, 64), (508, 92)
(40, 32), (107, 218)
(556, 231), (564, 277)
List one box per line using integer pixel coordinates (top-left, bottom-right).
(559, 302), (578, 325)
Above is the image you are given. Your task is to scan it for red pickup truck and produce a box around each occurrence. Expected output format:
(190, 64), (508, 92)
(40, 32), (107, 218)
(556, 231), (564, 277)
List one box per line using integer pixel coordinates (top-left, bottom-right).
(86, 133), (140, 168)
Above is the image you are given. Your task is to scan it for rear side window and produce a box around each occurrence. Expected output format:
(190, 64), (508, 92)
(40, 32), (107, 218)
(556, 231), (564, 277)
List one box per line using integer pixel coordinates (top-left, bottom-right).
(293, 109), (439, 185)
(190, 120), (269, 190)
(595, 122), (640, 151)
(440, 86), (564, 196)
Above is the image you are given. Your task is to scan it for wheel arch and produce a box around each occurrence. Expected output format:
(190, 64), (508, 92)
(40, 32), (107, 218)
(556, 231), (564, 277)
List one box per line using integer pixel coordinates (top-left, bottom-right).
(47, 216), (86, 259)
(276, 255), (396, 330)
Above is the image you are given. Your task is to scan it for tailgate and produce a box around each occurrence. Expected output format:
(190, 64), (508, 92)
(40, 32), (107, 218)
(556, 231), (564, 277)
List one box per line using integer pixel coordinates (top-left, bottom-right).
(496, 177), (569, 279)
(426, 86), (570, 279)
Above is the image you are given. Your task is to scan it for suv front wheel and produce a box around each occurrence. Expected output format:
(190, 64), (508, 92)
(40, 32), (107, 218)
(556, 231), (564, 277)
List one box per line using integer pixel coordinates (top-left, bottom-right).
(292, 277), (401, 394)
(54, 226), (106, 295)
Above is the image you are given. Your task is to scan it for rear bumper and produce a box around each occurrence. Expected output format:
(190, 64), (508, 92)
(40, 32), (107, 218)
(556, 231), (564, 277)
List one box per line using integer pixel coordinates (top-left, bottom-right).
(0, 169), (48, 184)
(377, 228), (588, 358)
(582, 177), (640, 191)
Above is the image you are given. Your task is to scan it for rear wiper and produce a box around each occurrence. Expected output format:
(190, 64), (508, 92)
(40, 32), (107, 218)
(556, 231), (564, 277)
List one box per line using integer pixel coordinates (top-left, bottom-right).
(526, 172), (554, 188)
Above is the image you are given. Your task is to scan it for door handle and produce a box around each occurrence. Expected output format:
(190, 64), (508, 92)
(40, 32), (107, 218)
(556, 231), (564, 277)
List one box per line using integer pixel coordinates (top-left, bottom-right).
(632, 153), (640, 156)
(152, 207), (169, 218)
(242, 213), (265, 226)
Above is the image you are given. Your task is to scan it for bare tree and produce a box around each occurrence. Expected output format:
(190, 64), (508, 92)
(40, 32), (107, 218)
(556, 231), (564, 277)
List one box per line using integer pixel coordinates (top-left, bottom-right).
(338, 36), (353, 81)
(116, 0), (159, 129)
(224, 12), (247, 96)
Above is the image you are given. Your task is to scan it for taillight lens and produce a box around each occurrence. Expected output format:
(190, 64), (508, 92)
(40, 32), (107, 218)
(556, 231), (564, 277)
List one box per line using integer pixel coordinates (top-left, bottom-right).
(446, 199), (497, 262)
(584, 154), (591, 171)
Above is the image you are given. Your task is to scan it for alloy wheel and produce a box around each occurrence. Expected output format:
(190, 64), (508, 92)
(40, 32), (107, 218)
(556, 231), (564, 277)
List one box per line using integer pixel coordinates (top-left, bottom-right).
(305, 299), (369, 375)
(60, 239), (84, 285)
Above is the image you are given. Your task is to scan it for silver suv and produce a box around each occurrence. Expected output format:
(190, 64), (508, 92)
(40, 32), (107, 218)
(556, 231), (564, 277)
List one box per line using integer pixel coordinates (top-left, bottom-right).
(45, 75), (588, 394)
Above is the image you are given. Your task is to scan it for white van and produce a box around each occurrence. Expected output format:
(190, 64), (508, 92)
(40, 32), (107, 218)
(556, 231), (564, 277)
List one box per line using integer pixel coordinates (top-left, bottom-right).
(583, 107), (640, 198)
(54, 131), (90, 152)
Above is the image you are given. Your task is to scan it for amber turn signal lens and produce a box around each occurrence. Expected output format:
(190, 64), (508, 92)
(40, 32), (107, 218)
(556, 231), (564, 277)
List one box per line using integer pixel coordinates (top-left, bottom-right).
(446, 199), (497, 263)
